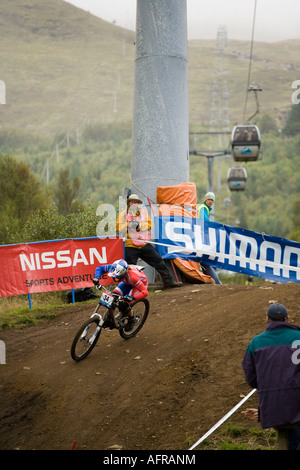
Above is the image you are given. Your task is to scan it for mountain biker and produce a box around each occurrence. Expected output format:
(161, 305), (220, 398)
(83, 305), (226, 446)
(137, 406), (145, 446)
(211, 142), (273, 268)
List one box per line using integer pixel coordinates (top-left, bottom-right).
(92, 259), (148, 330)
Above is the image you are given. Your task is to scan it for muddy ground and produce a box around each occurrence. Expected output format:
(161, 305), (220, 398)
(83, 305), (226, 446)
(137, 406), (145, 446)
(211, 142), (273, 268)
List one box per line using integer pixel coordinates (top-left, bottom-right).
(1, 282), (299, 452)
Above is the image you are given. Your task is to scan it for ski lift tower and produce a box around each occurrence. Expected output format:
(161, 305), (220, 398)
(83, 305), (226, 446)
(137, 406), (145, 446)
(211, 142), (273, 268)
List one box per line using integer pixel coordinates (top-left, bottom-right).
(210, 26), (230, 193)
(131, 0), (190, 203)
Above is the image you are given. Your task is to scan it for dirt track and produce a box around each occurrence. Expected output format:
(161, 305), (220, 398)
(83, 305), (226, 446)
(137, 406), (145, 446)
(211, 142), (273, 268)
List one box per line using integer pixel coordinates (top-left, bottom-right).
(1, 282), (300, 451)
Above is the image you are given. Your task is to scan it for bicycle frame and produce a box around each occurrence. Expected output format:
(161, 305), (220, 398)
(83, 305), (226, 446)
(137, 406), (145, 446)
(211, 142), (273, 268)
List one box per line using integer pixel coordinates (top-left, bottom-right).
(91, 285), (128, 330)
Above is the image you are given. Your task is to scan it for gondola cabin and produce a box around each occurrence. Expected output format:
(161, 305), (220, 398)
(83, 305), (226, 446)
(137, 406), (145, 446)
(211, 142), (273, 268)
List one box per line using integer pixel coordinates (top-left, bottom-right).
(231, 124), (260, 162)
(227, 166), (247, 191)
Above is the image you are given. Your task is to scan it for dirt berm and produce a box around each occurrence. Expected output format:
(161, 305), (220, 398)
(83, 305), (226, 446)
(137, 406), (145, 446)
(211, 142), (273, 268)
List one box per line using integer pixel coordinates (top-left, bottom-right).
(1, 282), (299, 451)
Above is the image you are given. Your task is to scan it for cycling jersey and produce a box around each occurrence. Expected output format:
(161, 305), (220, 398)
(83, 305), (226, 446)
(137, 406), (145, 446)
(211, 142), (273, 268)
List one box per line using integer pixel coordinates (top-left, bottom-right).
(94, 264), (148, 301)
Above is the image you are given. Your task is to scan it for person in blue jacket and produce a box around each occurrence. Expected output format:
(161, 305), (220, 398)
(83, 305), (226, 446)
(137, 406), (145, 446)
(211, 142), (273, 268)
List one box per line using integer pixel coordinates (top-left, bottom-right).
(242, 303), (300, 450)
(197, 192), (222, 284)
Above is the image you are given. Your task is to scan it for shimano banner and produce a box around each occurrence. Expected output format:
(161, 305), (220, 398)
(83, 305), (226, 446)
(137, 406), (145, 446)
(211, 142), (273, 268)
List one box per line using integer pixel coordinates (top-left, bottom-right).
(155, 216), (300, 283)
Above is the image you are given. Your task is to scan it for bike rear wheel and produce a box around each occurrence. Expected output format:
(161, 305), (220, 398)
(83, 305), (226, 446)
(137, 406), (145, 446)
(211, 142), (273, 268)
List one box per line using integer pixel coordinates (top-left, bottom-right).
(119, 298), (149, 339)
(71, 317), (101, 362)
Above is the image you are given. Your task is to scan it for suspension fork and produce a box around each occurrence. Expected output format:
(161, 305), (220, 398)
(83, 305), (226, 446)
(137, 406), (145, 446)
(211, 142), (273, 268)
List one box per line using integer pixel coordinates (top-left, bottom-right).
(93, 302), (119, 328)
(91, 302), (108, 326)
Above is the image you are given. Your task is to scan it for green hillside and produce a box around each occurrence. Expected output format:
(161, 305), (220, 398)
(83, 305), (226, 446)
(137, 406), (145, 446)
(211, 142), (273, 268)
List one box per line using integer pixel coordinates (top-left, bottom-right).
(1, 0), (299, 133)
(189, 38), (300, 126)
(1, 0), (300, 242)
(0, 0), (135, 133)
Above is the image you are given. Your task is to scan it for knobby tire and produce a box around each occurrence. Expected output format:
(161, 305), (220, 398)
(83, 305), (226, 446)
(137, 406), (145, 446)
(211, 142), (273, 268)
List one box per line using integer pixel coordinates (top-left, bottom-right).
(119, 298), (149, 339)
(71, 317), (101, 362)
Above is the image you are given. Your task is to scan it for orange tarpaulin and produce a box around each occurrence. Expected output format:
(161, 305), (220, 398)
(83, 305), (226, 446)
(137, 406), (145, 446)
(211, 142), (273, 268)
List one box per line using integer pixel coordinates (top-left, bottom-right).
(156, 182), (197, 208)
(158, 203), (197, 218)
(173, 259), (214, 284)
(156, 182), (214, 284)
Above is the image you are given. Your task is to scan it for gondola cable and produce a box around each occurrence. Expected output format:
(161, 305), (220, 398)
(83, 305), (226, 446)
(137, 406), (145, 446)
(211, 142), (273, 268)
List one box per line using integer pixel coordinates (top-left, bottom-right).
(243, 0), (259, 122)
(226, 0), (259, 154)
(230, 0), (262, 163)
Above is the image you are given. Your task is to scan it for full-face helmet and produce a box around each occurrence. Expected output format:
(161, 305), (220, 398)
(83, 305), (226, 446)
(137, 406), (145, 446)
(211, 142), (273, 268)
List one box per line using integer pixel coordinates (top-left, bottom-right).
(108, 259), (128, 281)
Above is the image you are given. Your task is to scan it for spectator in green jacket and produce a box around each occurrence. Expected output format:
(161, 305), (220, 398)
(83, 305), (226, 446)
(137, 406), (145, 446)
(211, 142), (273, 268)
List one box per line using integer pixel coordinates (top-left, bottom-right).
(242, 303), (300, 450)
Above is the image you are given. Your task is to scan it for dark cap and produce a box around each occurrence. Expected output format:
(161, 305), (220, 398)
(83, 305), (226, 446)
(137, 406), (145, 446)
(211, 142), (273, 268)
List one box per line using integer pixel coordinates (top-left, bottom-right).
(267, 303), (288, 321)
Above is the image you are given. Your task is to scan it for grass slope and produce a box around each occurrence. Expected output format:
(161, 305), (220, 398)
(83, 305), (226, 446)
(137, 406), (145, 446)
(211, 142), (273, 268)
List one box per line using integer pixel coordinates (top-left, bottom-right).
(0, 0), (299, 136)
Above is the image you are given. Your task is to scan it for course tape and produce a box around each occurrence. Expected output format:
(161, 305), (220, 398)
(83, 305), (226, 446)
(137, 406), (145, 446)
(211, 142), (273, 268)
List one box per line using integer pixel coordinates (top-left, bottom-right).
(188, 389), (257, 450)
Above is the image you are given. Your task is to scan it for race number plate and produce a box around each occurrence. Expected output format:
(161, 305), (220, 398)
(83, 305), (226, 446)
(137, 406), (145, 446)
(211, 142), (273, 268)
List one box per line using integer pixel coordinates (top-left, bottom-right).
(100, 291), (114, 308)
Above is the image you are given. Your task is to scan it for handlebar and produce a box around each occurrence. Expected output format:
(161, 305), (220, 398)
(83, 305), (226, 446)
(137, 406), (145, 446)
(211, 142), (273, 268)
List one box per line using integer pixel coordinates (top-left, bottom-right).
(95, 284), (134, 304)
(96, 284), (123, 301)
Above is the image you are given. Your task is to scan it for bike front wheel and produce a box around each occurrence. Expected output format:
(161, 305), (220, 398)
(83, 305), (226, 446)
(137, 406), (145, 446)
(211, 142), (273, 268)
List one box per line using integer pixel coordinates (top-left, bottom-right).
(119, 298), (149, 339)
(71, 317), (102, 362)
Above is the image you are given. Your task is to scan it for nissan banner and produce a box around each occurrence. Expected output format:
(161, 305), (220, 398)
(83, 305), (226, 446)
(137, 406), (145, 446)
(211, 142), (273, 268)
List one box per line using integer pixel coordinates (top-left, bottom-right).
(0, 237), (124, 297)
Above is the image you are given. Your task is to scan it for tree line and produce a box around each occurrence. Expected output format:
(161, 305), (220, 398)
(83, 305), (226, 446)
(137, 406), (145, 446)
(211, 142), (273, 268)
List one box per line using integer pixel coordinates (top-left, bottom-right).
(0, 107), (300, 246)
(0, 155), (103, 245)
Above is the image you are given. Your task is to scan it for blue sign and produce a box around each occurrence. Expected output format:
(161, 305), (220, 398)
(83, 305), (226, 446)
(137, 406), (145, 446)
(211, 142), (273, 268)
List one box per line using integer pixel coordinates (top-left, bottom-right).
(155, 216), (300, 283)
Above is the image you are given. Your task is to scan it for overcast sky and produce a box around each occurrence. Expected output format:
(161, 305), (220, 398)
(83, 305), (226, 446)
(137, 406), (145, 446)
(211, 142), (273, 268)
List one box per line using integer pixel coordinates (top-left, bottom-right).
(64, 0), (300, 42)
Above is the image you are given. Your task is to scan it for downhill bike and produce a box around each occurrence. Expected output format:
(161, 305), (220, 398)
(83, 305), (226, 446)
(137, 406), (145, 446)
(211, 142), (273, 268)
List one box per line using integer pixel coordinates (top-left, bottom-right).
(70, 284), (149, 362)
